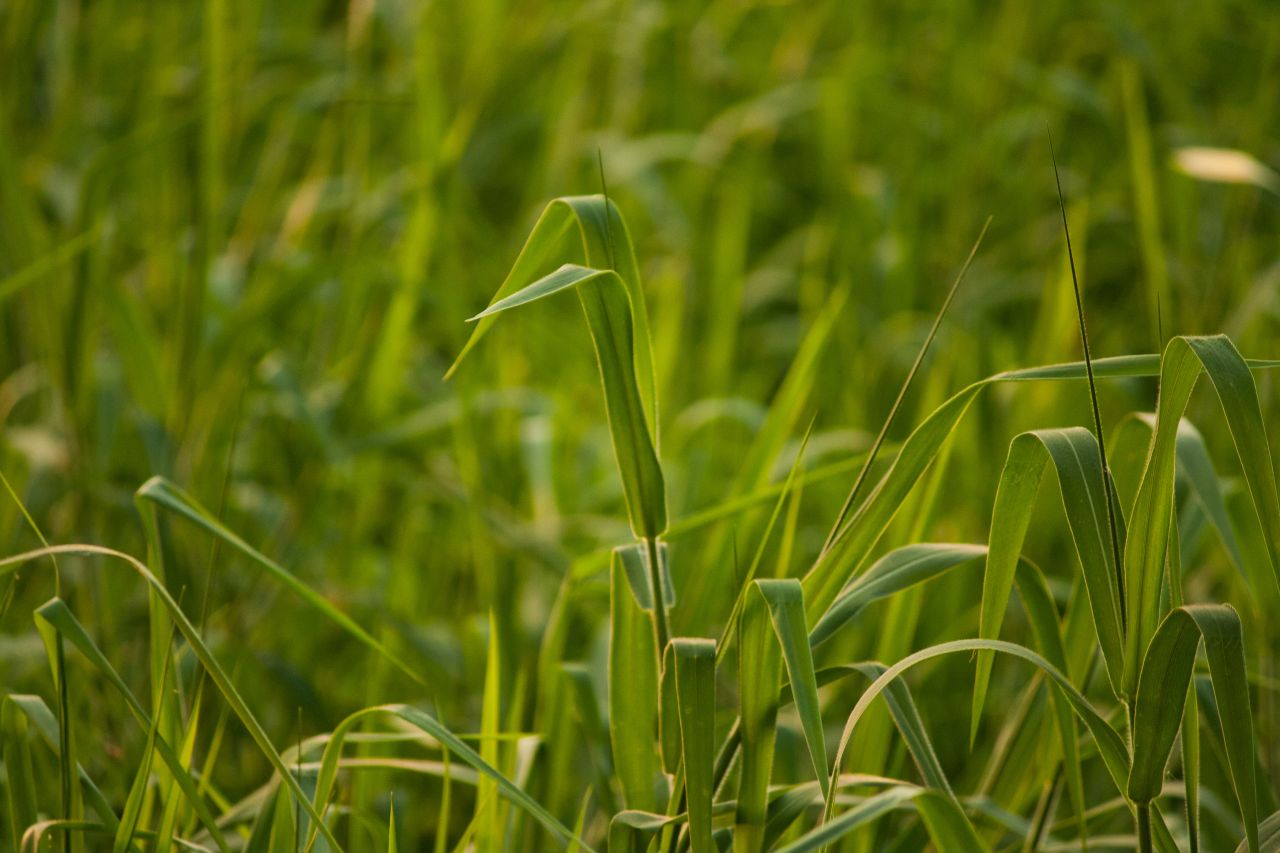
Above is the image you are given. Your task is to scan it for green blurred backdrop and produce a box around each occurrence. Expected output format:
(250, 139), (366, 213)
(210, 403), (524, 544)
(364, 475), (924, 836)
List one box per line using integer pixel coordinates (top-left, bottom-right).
(1, 0), (1278, 847)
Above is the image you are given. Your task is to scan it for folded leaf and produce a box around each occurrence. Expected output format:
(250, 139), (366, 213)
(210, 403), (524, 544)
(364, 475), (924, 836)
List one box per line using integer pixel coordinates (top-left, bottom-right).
(1130, 604), (1257, 853)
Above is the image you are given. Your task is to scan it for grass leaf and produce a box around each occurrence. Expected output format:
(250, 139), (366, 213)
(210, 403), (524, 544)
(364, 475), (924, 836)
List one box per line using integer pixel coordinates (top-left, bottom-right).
(672, 638), (716, 853)
(1124, 336), (1280, 698)
(975, 428), (1126, 741)
(1130, 605), (1257, 852)
(609, 548), (663, 812)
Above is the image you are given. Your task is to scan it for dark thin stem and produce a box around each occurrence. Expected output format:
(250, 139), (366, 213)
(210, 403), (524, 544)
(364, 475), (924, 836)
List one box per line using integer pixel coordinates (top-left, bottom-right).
(820, 216), (992, 555)
(1048, 131), (1127, 630)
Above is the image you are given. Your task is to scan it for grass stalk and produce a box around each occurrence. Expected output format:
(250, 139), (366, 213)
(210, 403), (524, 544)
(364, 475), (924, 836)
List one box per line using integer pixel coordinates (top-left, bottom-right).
(1048, 130), (1128, 630)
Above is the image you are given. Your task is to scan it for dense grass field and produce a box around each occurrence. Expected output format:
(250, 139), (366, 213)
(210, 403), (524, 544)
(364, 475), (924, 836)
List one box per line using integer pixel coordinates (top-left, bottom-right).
(3, 0), (1280, 850)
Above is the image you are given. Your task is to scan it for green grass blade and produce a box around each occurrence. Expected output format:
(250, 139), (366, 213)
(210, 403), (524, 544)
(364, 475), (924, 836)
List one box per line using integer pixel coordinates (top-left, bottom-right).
(1130, 605), (1257, 852)
(3, 696), (40, 850)
(715, 417), (815, 667)
(775, 786), (921, 853)
(913, 789), (990, 853)
(1235, 810), (1280, 853)
(608, 810), (681, 853)
(135, 477), (425, 687)
(305, 704), (593, 852)
(609, 548), (663, 812)
(830, 639), (1131, 813)
(735, 577), (784, 849)
(802, 384), (986, 622)
(1014, 559), (1089, 847)
(1114, 413), (1249, 584)
(1124, 335), (1280, 698)
(672, 638), (716, 853)
(752, 580), (828, 797)
(450, 194), (658, 434)
(809, 543), (986, 648)
(33, 598), (231, 852)
(0, 545), (343, 851)
(476, 610), (502, 852)
(111, 619), (171, 853)
(659, 643), (680, 774)
(2, 695), (117, 832)
(386, 796), (396, 853)
(463, 262), (666, 538)
(975, 428), (1126, 745)
(445, 202), (575, 380)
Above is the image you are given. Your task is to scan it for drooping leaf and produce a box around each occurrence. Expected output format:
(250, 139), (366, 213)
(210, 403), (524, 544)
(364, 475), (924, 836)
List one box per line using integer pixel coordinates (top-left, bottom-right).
(809, 543), (987, 648)
(1130, 605), (1257, 852)
(798, 351), (1275, 627)
(448, 195), (659, 438)
(974, 427), (1126, 752)
(829, 638), (1131, 815)
(1124, 336), (1280, 698)
(135, 477), (425, 686)
(462, 262), (666, 537)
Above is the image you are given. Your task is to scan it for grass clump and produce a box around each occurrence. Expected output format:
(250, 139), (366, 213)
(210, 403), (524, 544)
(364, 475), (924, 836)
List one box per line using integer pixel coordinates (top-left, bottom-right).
(3, 3), (1280, 851)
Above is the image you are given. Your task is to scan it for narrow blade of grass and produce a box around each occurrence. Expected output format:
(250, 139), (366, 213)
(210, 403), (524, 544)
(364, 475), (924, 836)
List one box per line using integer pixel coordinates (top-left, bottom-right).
(672, 638), (716, 853)
(609, 548), (663, 812)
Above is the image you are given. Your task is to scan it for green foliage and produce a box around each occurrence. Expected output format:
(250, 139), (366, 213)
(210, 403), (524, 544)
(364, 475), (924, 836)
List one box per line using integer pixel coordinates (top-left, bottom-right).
(3, 2), (1280, 850)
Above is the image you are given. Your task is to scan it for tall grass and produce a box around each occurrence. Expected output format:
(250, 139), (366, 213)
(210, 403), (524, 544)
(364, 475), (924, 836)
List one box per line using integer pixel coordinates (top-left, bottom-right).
(3, 1), (1280, 851)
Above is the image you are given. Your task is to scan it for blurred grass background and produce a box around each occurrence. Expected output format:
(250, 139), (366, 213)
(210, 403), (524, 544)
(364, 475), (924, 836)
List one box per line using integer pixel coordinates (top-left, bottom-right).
(2, 0), (1279, 846)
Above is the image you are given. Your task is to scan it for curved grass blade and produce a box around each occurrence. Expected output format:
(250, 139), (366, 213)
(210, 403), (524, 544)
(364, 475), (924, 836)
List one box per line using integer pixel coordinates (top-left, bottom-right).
(609, 810), (684, 853)
(449, 195), (658, 436)
(809, 543), (987, 648)
(975, 428), (1126, 739)
(828, 638), (1131, 822)
(1235, 809), (1280, 853)
(0, 545), (343, 852)
(135, 477), (425, 687)
(1124, 336), (1280, 698)
(795, 350), (1280, 629)
(1130, 605), (1257, 852)
(776, 785), (920, 853)
(1014, 559), (1089, 847)
(33, 599), (232, 852)
(726, 658), (969, 845)
(1117, 413), (1249, 586)
(465, 262), (666, 538)
(304, 704), (593, 852)
(776, 785), (986, 853)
